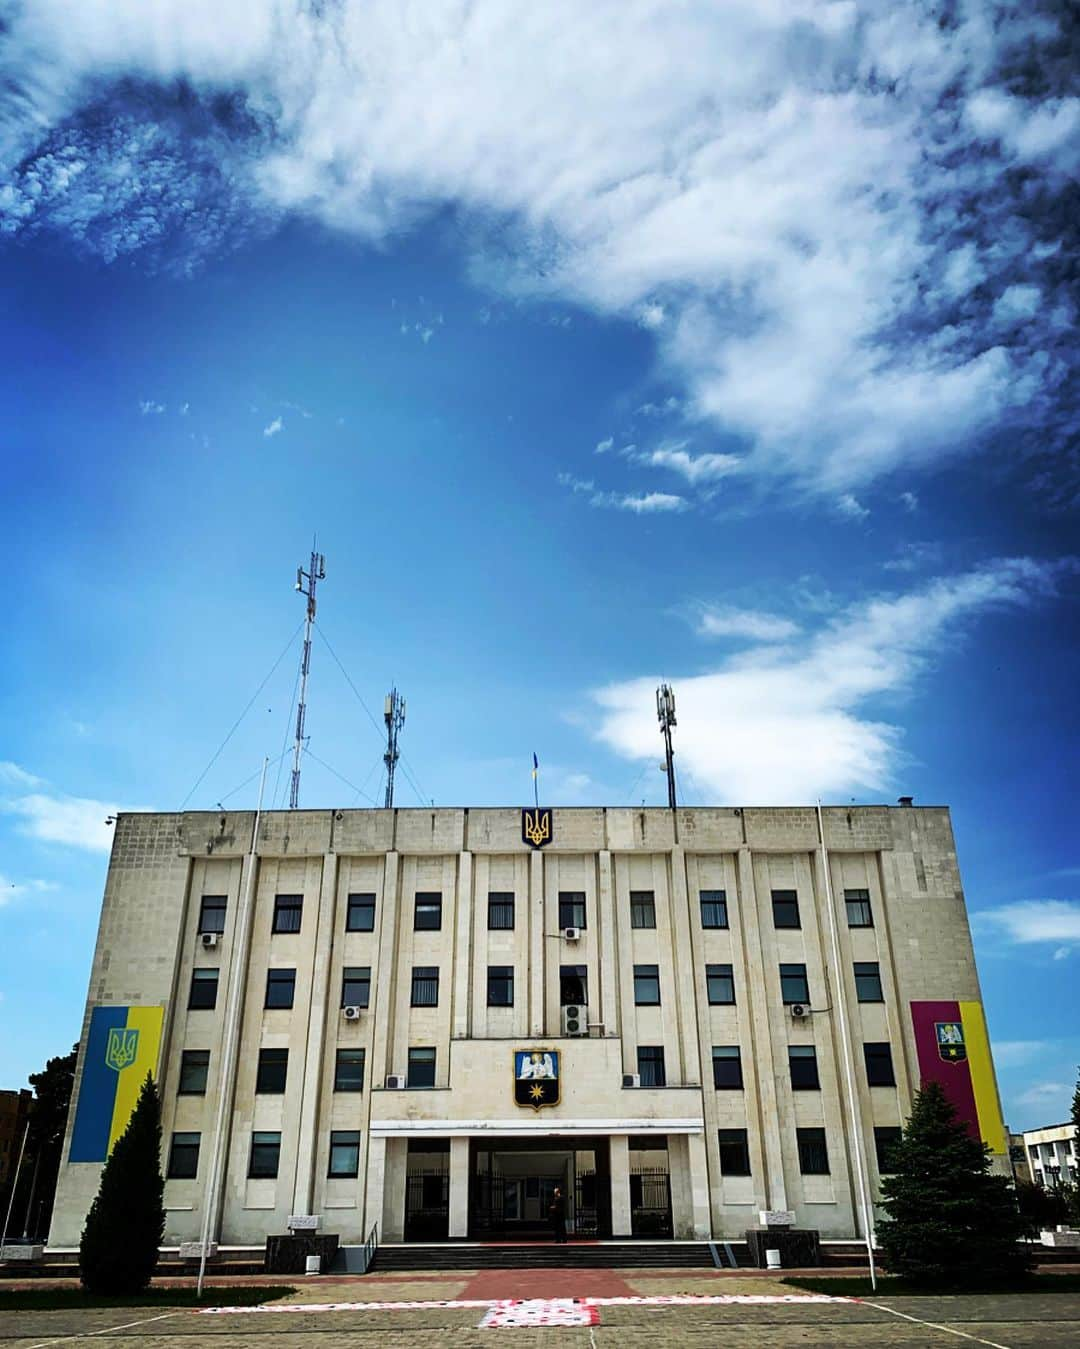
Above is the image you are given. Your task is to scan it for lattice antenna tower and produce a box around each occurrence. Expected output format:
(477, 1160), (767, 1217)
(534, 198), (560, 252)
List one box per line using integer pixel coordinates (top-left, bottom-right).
(289, 548), (325, 809)
(383, 688), (406, 809)
(656, 682), (677, 810)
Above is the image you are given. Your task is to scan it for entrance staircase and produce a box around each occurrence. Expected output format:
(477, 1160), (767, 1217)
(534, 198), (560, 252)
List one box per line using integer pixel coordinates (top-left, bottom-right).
(373, 1240), (717, 1270)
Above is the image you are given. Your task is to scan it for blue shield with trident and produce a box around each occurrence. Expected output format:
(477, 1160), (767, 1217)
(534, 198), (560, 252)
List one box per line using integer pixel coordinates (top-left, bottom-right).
(105, 1027), (139, 1072)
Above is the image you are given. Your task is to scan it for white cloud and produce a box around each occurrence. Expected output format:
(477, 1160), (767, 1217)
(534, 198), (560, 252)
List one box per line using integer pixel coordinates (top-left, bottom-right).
(993, 284), (1041, 325)
(976, 899), (1080, 955)
(883, 541), (944, 574)
(899, 491), (919, 512)
(836, 493), (869, 521)
(1, 763), (140, 852)
(0, 762), (43, 788)
(592, 489), (687, 515)
(992, 1041), (1052, 1069)
(1014, 1080), (1072, 1112)
(591, 557), (1074, 803)
(595, 437), (614, 454)
(139, 399), (165, 415)
(0, 874), (57, 907)
(639, 444), (741, 486)
(262, 416), (283, 437)
(695, 605), (799, 643)
(638, 302), (665, 330)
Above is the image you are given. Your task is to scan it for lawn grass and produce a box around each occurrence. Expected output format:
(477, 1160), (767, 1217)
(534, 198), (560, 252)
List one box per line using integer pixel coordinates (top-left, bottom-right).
(0, 1285), (296, 1311)
(784, 1273), (1080, 1297)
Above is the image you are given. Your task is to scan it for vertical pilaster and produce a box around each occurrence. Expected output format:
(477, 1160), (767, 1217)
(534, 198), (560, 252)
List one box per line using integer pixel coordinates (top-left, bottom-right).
(685, 1131), (712, 1238)
(529, 849), (545, 1036)
(370, 852), (400, 1085)
(364, 1133), (386, 1238)
(609, 1134), (631, 1237)
(453, 850), (474, 1039)
(597, 850), (618, 1038)
(448, 1136), (470, 1238)
(668, 844), (701, 1084)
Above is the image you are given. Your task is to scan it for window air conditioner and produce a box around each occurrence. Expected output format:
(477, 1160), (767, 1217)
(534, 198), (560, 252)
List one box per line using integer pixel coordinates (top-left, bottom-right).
(200, 932), (220, 949)
(562, 926), (581, 941)
(342, 1005), (363, 1021)
(789, 1003), (810, 1020)
(385, 1073), (407, 1089)
(622, 1073), (641, 1088)
(562, 1004), (587, 1037)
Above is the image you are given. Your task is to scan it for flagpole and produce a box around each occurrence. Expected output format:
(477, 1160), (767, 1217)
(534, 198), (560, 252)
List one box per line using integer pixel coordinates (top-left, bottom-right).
(532, 753), (539, 810)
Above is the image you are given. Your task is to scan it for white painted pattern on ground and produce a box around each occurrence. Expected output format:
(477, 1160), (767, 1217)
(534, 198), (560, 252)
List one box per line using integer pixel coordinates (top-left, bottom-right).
(196, 1292), (852, 1315)
(863, 1301), (1014, 1349)
(24, 1311), (181, 1349)
(481, 1299), (600, 1327)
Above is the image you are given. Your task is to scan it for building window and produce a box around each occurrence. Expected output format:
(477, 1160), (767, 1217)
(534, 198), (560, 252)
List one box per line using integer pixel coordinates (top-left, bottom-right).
(633, 964), (661, 1005)
(346, 893), (376, 932)
(700, 890), (729, 929)
(779, 963), (810, 1005)
(414, 893), (442, 930)
(407, 1047), (436, 1088)
(854, 961), (884, 1002)
(560, 965), (588, 1005)
(864, 1042), (896, 1087)
(845, 889), (873, 927)
(797, 1127), (830, 1175)
(334, 1047), (366, 1092)
(717, 1128), (751, 1176)
(630, 891), (656, 929)
(706, 963), (735, 1005)
(558, 892), (587, 930)
(197, 895), (227, 935)
(265, 968), (296, 1009)
(789, 1044), (820, 1090)
(874, 1126), (903, 1173)
(342, 966), (371, 1008)
(771, 889), (801, 929)
(255, 1047), (288, 1094)
(411, 966), (439, 1007)
(488, 892), (515, 930)
(712, 1045), (743, 1089)
(487, 966), (514, 1007)
(328, 1130), (361, 1178)
(272, 894), (303, 934)
(188, 968), (219, 1010)
(167, 1132), (200, 1180)
(178, 1050), (210, 1095)
(248, 1131), (281, 1179)
(637, 1045), (666, 1087)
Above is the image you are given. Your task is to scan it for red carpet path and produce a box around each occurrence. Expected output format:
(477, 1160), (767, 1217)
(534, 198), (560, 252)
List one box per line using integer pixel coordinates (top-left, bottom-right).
(461, 1267), (638, 1300)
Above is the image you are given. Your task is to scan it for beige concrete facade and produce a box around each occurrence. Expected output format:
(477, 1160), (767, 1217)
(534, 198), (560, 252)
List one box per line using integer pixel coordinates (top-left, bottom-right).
(49, 803), (1004, 1248)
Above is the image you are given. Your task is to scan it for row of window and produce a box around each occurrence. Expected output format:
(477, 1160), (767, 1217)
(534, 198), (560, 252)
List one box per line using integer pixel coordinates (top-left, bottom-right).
(178, 1047), (371, 1095)
(710, 1042), (896, 1090)
(717, 1125), (902, 1178)
(187, 959), (886, 1012)
(196, 887), (877, 938)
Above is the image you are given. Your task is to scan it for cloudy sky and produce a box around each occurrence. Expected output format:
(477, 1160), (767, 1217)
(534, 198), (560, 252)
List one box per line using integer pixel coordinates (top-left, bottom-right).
(1, 1), (1077, 1129)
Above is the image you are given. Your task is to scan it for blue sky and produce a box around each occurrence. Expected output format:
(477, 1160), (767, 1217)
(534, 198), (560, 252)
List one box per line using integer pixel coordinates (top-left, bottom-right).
(1, 1), (1077, 1131)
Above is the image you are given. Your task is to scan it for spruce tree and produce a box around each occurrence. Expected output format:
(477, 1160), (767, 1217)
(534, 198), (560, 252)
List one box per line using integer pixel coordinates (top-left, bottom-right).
(79, 1073), (166, 1294)
(877, 1081), (1030, 1287)
(1069, 1065), (1080, 1227)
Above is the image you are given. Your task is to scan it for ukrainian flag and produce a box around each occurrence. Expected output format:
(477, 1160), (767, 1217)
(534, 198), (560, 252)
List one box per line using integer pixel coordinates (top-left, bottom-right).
(69, 1005), (164, 1162)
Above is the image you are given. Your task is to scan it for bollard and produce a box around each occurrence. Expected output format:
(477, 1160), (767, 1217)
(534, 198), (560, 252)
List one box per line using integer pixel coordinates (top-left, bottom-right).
(765, 1248), (781, 1270)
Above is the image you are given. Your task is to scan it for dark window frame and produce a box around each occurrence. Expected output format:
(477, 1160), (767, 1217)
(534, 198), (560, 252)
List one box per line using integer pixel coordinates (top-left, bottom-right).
(414, 892), (443, 931)
(558, 892), (587, 930)
(717, 1128), (751, 1176)
(797, 1127), (830, 1175)
(699, 890), (729, 929)
(188, 968), (219, 1010)
(328, 1129), (361, 1178)
(706, 963), (735, 1006)
(637, 1044), (667, 1087)
(854, 961), (884, 1003)
(410, 965), (440, 1008)
(272, 893), (303, 934)
(874, 1126), (903, 1174)
(771, 889), (801, 929)
(197, 895), (227, 935)
(346, 893), (376, 932)
(560, 964), (588, 1006)
(487, 965), (514, 1007)
(255, 1047), (288, 1094)
(407, 1046), (437, 1088)
(265, 967), (296, 1009)
(712, 1045), (743, 1090)
(248, 1131), (281, 1179)
(630, 891), (657, 929)
(633, 963), (661, 1006)
(334, 1047), (366, 1092)
(789, 1044), (820, 1090)
(178, 1049), (210, 1095)
(487, 892), (515, 930)
(864, 1041), (896, 1087)
(779, 962), (810, 1005)
(342, 966), (371, 1008)
(844, 888), (874, 928)
(167, 1131), (200, 1180)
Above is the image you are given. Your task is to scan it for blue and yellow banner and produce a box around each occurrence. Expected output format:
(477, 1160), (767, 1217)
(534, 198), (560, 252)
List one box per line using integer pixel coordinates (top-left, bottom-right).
(69, 1005), (164, 1162)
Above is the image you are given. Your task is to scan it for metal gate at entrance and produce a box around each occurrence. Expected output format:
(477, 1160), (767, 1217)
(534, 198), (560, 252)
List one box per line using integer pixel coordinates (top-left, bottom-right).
(470, 1137), (611, 1238)
(404, 1139), (449, 1241)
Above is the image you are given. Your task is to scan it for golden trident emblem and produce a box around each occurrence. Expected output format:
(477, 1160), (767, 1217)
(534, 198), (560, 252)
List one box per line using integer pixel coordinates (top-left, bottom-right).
(105, 1027), (139, 1072)
(522, 808), (551, 848)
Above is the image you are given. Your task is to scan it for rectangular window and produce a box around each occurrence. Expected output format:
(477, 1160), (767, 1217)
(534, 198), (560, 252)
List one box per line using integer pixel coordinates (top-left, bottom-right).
(487, 892), (515, 930)
(272, 893), (303, 934)
(874, 1126), (903, 1174)
(328, 1129), (361, 1178)
(167, 1131), (200, 1180)
(410, 966), (439, 1007)
(346, 893), (376, 932)
(334, 1047), (366, 1092)
(779, 963), (810, 1005)
(699, 890), (729, 929)
(342, 966), (371, 1008)
(630, 891), (656, 929)
(854, 961), (884, 1002)
(248, 1131), (281, 1179)
(188, 968), (219, 1010)
(845, 888), (873, 928)
(717, 1128), (751, 1176)
(789, 1044), (820, 1090)
(637, 1045), (666, 1087)
(560, 964), (588, 1006)
(797, 1127), (830, 1175)
(265, 967), (296, 1009)
(633, 963), (661, 1005)
(712, 1045), (743, 1090)
(255, 1047), (288, 1094)
(706, 963), (735, 1005)
(407, 1047), (436, 1088)
(864, 1042), (896, 1087)
(487, 965), (514, 1007)
(558, 892), (587, 930)
(414, 892), (442, 930)
(197, 895), (227, 935)
(771, 889), (801, 929)
(178, 1050), (210, 1095)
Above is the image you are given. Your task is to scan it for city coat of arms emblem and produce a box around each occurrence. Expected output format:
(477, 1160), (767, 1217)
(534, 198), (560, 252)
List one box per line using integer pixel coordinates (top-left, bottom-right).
(935, 1021), (967, 1063)
(514, 1049), (560, 1110)
(105, 1027), (139, 1072)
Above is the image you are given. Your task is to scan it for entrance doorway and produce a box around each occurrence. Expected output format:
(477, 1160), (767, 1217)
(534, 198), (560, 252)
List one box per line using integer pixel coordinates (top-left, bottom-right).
(470, 1137), (611, 1238)
(629, 1137), (673, 1237)
(404, 1139), (450, 1240)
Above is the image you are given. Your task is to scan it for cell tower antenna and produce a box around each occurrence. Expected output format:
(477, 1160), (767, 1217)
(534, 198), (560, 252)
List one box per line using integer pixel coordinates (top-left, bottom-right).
(657, 682), (677, 810)
(383, 687), (406, 809)
(289, 547), (325, 809)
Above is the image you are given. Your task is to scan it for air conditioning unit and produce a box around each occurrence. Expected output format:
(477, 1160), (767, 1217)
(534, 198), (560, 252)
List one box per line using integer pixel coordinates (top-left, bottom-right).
(622, 1073), (641, 1088)
(562, 1004), (588, 1037)
(342, 1005), (363, 1021)
(200, 932), (220, 948)
(385, 1073), (407, 1089)
(789, 1003), (810, 1020)
(562, 926), (581, 941)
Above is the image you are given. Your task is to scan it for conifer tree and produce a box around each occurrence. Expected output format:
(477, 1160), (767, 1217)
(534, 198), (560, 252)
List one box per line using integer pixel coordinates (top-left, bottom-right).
(877, 1080), (1030, 1287)
(1069, 1065), (1080, 1226)
(79, 1074), (166, 1294)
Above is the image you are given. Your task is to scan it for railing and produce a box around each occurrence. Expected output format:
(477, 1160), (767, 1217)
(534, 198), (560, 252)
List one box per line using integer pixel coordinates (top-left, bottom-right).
(359, 1222), (379, 1274)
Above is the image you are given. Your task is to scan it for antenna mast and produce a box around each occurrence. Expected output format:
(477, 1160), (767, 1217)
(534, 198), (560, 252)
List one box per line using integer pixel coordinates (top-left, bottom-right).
(383, 688), (406, 809)
(289, 548), (325, 809)
(657, 682), (677, 810)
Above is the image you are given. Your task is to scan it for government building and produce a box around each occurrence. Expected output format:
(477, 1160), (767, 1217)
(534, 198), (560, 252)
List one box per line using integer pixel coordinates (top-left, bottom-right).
(49, 803), (1007, 1250)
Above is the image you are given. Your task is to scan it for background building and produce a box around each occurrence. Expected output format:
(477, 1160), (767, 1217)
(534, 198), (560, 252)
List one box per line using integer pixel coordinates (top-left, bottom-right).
(1022, 1123), (1078, 1191)
(49, 803), (1007, 1249)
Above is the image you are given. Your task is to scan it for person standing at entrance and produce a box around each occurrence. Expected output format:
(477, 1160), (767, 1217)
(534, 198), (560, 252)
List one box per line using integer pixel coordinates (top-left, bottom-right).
(549, 1186), (567, 1243)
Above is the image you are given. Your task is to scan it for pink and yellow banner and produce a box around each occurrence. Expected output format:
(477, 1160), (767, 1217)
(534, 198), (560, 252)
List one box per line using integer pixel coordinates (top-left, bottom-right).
(910, 1000), (1005, 1156)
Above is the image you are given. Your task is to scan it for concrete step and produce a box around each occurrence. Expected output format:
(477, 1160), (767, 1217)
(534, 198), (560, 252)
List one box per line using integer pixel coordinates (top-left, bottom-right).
(373, 1241), (716, 1271)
